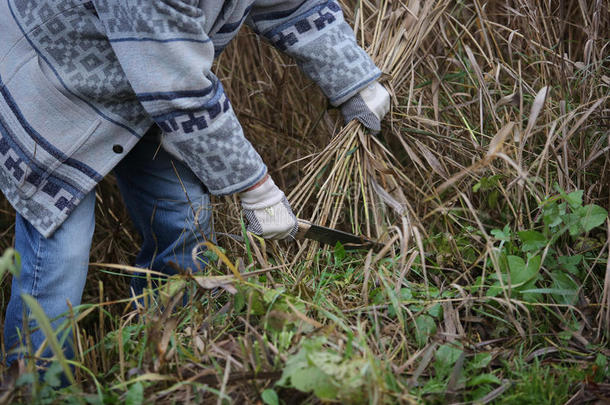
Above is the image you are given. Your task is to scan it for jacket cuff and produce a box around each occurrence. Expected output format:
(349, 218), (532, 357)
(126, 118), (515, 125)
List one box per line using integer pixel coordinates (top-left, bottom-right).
(212, 164), (268, 196)
(329, 70), (382, 107)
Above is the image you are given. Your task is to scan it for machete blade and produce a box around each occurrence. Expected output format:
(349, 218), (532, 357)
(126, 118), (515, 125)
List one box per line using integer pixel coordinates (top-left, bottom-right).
(296, 219), (383, 251)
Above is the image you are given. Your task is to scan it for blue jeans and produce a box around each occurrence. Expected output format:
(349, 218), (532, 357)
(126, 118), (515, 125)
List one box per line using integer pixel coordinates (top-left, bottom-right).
(3, 132), (212, 365)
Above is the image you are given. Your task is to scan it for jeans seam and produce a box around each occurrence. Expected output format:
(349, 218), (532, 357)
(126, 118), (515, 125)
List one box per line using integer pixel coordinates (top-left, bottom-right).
(30, 229), (44, 308)
(21, 226), (43, 331)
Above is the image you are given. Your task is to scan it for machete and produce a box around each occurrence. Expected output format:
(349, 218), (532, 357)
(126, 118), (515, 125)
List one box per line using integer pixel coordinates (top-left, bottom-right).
(217, 220), (383, 251)
(295, 219), (383, 251)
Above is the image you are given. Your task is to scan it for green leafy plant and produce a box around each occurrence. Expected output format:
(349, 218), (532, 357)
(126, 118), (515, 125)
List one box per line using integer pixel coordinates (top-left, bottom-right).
(275, 337), (379, 403)
(485, 187), (607, 304)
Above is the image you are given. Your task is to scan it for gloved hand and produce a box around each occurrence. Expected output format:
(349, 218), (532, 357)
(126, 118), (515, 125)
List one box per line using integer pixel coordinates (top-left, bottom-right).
(239, 175), (298, 240)
(340, 81), (390, 133)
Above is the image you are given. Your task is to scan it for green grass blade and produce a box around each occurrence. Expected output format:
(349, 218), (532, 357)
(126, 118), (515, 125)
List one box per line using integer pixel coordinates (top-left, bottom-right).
(21, 293), (76, 385)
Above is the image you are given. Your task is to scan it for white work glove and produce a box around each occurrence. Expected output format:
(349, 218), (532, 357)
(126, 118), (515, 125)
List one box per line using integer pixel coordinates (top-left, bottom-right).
(239, 175), (298, 240)
(341, 81), (390, 134)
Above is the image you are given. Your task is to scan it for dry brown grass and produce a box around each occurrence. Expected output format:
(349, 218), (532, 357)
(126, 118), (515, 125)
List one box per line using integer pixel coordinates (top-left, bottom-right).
(1, 0), (609, 403)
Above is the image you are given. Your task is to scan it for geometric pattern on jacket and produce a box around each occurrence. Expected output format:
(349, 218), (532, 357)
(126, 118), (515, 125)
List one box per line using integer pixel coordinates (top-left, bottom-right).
(0, 0), (381, 237)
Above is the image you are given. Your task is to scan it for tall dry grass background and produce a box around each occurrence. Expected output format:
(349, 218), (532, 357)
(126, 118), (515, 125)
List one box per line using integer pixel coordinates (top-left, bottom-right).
(1, 0), (609, 403)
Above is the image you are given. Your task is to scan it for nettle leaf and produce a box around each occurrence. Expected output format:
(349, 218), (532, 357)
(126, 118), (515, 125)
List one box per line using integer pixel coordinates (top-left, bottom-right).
(400, 287), (413, 300)
(427, 303), (442, 318)
(470, 353), (492, 369)
(566, 213), (583, 236)
(518, 230), (546, 252)
(414, 315), (437, 346)
(491, 225), (511, 241)
(467, 373), (501, 387)
(577, 204), (608, 233)
(291, 367), (338, 400)
(543, 201), (565, 228)
(43, 362), (63, 388)
(277, 350), (308, 387)
(16, 373), (35, 387)
(565, 190), (583, 209)
(434, 344), (463, 377)
(125, 382), (144, 405)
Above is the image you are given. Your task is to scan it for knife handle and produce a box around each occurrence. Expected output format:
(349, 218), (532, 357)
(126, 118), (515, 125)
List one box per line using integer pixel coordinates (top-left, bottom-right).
(296, 219), (312, 240)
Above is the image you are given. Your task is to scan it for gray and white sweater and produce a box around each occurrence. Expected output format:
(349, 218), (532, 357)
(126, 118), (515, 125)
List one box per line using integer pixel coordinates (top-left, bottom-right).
(0, 0), (381, 237)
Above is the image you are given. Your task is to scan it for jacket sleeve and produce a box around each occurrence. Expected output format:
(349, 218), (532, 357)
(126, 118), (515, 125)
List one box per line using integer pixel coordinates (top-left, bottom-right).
(92, 0), (267, 195)
(246, 0), (381, 106)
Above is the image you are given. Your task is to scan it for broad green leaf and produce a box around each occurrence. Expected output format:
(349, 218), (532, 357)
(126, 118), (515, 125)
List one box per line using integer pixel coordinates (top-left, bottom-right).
(126, 382), (144, 405)
(486, 282), (503, 297)
(565, 213), (583, 236)
(577, 204), (608, 232)
(525, 255), (542, 281)
(313, 378), (340, 400)
(427, 303), (442, 318)
(507, 256), (526, 283)
(543, 202), (564, 228)
(550, 271), (579, 305)
(261, 389), (279, 405)
(400, 287), (413, 300)
(491, 225), (511, 242)
(434, 344), (463, 376)
(565, 190), (583, 209)
(414, 315), (436, 346)
(508, 255), (540, 286)
(557, 255), (582, 275)
(290, 367), (337, 399)
(159, 278), (185, 307)
(520, 279), (542, 302)
(16, 373), (35, 387)
(470, 353), (492, 369)
(43, 362), (63, 388)
(308, 351), (343, 376)
(518, 230), (546, 252)
(428, 287), (441, 298)
(467, 373), (501, 387)
(277, 349), (308, 387)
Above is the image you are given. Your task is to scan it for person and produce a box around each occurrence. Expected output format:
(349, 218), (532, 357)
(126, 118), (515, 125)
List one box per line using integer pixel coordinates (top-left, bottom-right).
(0, 0), (390, 367)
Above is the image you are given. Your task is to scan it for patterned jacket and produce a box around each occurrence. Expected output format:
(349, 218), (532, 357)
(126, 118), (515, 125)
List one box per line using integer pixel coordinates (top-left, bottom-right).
(0, 0), (381, 237)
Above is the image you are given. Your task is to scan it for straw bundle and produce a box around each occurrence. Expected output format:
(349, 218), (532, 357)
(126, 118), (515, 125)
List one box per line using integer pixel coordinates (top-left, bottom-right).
(288, 0), (446, 240)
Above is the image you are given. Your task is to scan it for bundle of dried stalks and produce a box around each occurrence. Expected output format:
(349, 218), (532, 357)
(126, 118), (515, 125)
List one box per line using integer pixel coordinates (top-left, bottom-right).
(285, 0), (448, 260)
